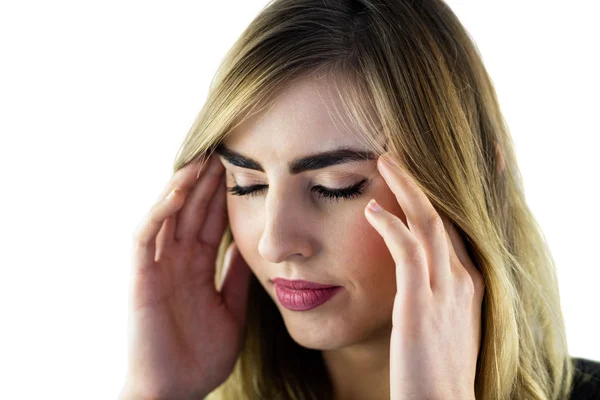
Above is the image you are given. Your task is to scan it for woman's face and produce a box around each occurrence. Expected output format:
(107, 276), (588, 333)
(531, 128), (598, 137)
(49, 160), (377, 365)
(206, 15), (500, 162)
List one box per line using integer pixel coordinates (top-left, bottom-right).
(218, 76), (407, 350)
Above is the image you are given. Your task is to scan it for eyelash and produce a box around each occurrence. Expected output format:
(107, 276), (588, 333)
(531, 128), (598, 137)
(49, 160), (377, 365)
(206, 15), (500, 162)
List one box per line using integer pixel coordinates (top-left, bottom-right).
(226, 178), (370, 203)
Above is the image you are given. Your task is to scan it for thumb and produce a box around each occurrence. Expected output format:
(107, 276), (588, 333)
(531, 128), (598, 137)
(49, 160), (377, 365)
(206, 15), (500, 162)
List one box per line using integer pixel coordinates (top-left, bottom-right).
(220, 241), (252, 326)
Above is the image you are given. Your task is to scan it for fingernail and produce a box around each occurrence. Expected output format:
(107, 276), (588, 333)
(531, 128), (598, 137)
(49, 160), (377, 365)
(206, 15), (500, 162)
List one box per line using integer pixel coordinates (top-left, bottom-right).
(367, 199), (383, 213)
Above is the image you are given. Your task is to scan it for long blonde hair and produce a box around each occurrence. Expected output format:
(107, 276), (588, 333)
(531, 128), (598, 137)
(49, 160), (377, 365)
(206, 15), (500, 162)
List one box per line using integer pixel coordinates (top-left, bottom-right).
(172, 0), (575, 398)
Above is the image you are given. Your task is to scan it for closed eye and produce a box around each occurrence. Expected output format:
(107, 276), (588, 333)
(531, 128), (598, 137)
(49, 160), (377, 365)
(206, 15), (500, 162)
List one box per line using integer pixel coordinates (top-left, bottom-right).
(226, 178), (370, 203)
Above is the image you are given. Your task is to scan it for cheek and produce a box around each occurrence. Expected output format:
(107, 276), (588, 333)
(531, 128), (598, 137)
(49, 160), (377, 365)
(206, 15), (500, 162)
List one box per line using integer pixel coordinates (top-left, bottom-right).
(332, 178), (405, 293)
(333, 205), (397, 289)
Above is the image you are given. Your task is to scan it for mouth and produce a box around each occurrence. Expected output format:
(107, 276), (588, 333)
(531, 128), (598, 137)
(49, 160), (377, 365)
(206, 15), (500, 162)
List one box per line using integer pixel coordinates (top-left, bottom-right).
(271, 278), (339, 290)
(272, 280), (343, 311)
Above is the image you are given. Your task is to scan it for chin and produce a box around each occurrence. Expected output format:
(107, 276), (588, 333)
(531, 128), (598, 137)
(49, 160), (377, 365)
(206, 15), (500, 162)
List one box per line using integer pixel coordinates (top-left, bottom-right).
(286, 325), (352, 351)
(277, 308), (358, 351)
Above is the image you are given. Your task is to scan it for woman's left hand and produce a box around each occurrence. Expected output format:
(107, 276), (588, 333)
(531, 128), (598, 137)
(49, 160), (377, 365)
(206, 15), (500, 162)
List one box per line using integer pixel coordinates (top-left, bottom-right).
(364, 153), (485, 400)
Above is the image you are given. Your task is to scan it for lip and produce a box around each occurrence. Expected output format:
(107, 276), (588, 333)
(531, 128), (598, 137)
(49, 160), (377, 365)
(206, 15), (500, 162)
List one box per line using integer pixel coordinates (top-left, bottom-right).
(271, 278), (339, 290)
(273, 281), (343, 311)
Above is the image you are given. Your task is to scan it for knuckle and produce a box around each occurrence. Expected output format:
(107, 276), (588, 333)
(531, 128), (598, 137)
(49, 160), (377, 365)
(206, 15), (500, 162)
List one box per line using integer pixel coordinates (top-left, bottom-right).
(196, 196), (211, 213)
(427, 211), (445, 233)
(393, 235), (424, 265)
(406, 241), (426, 265)
(403, 174), (420, 191)
(380, 216), (404, 236)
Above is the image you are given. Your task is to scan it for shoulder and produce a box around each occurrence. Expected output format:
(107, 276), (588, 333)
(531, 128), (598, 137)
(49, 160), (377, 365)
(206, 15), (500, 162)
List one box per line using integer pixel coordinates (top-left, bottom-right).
(568, 357), (600, 400)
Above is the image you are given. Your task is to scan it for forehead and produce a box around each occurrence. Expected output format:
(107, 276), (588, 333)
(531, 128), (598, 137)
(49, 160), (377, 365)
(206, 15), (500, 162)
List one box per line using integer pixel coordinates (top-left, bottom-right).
(224, 76), (365, 159)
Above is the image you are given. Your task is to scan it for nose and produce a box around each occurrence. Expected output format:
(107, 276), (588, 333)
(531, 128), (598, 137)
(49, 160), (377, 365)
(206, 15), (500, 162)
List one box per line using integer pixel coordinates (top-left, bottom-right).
(257, 189), (315, 263)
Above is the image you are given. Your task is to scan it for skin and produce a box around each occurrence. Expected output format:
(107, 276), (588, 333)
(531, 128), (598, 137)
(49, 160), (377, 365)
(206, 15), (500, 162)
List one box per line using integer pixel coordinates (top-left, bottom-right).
(219, 74), (484, 399)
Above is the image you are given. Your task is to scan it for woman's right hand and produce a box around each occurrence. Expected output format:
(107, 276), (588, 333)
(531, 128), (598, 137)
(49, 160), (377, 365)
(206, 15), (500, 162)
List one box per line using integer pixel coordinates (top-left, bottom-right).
(120, 154), (252, 400)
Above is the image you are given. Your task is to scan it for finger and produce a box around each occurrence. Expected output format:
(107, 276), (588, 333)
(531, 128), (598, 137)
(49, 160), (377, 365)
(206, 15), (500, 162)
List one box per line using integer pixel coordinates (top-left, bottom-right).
(377, 153), (452, 288)
(198, 173), (228, 246)
(133, 188), (185, 269)
(220, 242), (252, 326)
(364, 198), (430, 294)
(440, 216), (462, 270)
(153, 157), (206, 205)
(155, 214), (176, 263)
(444, 218), (485, 298)
(133, 155), (209, 268)
(175, 155), (225, 242)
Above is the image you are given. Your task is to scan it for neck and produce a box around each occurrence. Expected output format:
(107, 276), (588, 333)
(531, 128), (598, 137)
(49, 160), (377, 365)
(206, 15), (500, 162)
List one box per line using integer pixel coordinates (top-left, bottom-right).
(322, 322), (392, 400)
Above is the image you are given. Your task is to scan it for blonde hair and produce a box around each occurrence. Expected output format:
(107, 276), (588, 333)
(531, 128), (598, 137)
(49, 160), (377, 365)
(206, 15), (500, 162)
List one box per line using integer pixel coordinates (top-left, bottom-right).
(172, 0), (575, 398)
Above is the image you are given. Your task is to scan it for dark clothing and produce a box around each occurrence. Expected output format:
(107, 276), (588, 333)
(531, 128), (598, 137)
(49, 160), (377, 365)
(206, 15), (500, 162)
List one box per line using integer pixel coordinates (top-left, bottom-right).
(569, 357), (600, 399)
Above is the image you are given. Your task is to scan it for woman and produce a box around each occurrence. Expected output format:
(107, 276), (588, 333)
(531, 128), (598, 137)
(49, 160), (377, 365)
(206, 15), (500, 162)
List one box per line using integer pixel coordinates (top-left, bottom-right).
(120, 0), (600, 399)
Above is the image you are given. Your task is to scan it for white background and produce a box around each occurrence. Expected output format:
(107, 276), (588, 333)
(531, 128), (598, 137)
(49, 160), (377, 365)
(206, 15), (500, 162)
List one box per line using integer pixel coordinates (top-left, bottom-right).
(0, 1), (598, 399)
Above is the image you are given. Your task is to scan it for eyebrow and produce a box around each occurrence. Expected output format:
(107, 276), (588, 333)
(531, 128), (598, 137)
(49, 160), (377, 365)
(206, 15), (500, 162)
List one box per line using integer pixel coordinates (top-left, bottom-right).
(214, 143), (377, 175)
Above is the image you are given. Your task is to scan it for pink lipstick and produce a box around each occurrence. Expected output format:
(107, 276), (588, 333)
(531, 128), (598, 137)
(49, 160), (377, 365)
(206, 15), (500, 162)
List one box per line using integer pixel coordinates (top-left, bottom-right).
(272, 278), (343, 311)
